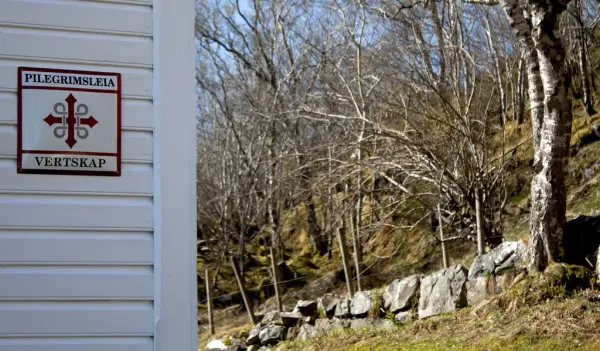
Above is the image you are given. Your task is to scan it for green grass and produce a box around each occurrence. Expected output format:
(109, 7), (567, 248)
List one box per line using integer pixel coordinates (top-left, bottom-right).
(278, 330), (600, 351)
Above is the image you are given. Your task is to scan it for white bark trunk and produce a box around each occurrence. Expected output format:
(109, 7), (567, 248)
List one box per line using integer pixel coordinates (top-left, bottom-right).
(494, 0), (571, 271)
(528, 0), (573, 271)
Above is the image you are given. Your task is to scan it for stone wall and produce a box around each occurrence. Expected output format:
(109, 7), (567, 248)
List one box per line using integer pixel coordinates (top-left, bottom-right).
(206, 241), (527, 351)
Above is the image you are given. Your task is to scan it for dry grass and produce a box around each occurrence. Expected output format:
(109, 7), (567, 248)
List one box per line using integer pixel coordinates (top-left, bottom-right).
(278, 271), (600, 351)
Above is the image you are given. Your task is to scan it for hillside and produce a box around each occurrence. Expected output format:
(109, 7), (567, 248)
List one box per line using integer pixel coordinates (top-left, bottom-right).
(198, 95), (600, 349)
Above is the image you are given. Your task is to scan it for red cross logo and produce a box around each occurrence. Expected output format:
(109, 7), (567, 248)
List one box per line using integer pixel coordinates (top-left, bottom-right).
(43, 93), (98, 148)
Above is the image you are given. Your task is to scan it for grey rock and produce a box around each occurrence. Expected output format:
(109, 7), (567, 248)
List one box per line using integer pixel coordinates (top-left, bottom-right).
(373, 318), (395, 330)
(468, 242), (526, 279)
(314, 317), (349, 334)
(280, 312), (302, 327)
(261, 311), (301, 327)
(350, 291), (379, 317)
(226, 338), (247, 351)
(334, 298), (351, 318)
(286, 326), (297, 340)
(317, 295), (337, 317)
(468, 255), (495, 279)
(314, 318), (333, 334)
(350, 318), (395, 330)
(350, 318), (373, 329)
(466, 276), (489, 306)
(246, 323), (263, 346)
(257, 347), (272, 351)
(206, 339), (228, 351)
(296, 323), (318, 340)
(383, 275), (420, 313)
(330, 317), (351, 329)
(258, 325), (286, 346)
(394, 311), (413, 324)
(493, 242), (526, 274)
(293, 300), (318, 317)
(418, 265), (468, 319)
(261, 311), (282, 325)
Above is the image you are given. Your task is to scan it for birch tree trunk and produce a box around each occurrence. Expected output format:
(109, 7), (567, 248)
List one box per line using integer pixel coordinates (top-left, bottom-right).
(516, 57), (526, 125)
(497, 0), (544, 156)
(528, 0), (573, 271)
(485, 13), (507, 126)
(574, 0), (595, 117)
(491, 0), (572, 271)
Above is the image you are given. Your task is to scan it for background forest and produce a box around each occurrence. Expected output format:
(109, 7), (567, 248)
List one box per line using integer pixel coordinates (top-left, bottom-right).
(194, 0), (600, 342)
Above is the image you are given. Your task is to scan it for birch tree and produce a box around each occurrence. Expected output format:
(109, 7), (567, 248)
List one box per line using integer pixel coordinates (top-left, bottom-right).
(469, 0), (574, 271)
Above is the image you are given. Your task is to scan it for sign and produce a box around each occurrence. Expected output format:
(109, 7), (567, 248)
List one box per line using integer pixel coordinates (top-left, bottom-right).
(17, 67), (121, 176)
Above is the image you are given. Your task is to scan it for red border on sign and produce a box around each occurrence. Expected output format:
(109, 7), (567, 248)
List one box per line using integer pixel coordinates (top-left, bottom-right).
(17, 67), (122, 177)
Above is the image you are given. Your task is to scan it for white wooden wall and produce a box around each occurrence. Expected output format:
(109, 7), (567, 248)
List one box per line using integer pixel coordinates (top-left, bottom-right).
(0, 0), (197, 350)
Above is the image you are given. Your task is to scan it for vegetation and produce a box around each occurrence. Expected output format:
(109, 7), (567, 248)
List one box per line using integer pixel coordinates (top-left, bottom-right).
(279, 283), (600, 351)
(194, 0), (600, 347)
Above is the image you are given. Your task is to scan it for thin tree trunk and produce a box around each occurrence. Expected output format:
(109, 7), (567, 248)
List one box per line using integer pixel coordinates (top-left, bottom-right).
(528, 0), (573, 271)
(575, 0), (596, 117)
(438, 204), (449, 268)
(485, 13), (507, 126)
(337, 226), (355, 298)
(516, 57), (525, 125)
(498, 0), (544, 157)
(475, 188), (485, 256)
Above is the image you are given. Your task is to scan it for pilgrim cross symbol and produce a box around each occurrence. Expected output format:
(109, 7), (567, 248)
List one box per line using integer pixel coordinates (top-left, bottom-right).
(43, 93), (98, 148)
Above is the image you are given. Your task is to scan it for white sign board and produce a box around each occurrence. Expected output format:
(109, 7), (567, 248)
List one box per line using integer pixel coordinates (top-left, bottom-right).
(17, 67), (121, 176)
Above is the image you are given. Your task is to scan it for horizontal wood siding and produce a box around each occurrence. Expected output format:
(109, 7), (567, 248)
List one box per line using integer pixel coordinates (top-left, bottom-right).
(0, 231), (153, 265)
(0, 0), (152, 36)
(0, 302), (154, 336)
(0, 162), (153, 195)
(0, 337), (153, 351)
(0, 30), (152, 67)
(0, 0), (155, 349)
(0, 267), (153, 300)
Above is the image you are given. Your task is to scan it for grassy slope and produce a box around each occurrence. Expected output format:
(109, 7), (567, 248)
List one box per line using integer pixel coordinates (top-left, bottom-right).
(279, 285), (600, 351)
(274, 106), (600, 351)
(198, 99), (600, 348)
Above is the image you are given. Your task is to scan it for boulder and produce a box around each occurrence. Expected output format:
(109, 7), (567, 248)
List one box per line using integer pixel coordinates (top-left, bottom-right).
(350, 291), (379, 317)
(466, 276), (490, 306)
(315, 317), (349, 334)
(293, 300), (318, 317)
(334, 298), (351, 318)
(468, 242), (526, 279)
(261, 311), (301, 327)
(280, 312), (302, 327)
(350, 318), (374, 329)
(350, 318), (395, 330)
(226, 338), (247, 351)
(394, 311), (413, 324)
(296, 323), (318, 340)
(258, 325), (286, 346)
(317, 295), (337, 317)
(246, 324), (263, 346)
(383, 275), (420, 313)
(493, 242), (527, 274)
(286, 326), (297, 340)
(206, 339), (228, 351)
(418, 265), (468, 319)
(314, 318), (333, 334)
